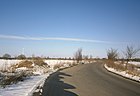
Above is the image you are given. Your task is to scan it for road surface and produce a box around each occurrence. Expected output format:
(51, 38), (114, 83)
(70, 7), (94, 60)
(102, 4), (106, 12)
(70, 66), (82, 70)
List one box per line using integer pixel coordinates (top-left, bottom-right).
(42, 62), (140, 96)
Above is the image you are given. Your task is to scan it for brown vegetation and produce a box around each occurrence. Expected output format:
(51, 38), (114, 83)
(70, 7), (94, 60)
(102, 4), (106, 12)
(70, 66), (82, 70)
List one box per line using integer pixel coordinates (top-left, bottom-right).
(32, 57), (47, 66)
(106, 46), (140, 77)
(0, 71), (32, 88)
(74, 48), (82, 63)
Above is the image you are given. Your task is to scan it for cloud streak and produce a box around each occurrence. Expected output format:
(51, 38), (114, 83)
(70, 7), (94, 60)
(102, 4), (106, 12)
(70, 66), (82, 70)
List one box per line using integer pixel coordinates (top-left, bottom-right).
(0, 34), (119, 44)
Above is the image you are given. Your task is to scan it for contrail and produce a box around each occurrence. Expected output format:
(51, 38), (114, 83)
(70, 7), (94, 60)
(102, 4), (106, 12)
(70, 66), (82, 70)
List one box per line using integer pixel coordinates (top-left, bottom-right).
(0, 34), (122, 44)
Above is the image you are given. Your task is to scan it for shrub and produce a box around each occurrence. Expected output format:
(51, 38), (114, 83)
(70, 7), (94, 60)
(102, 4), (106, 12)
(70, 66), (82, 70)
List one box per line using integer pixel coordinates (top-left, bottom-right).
(32, 57), (48, 66)
(17, 54), (26, 59)
(123, 45), (140, 64)
(107, 48), (118, 60)
(74, 48), (82, 63)
(53, 64), (63, 70)
(10, 60), (33, 72)
(0, 71), (32, 88)
(3, 54), (11, 59)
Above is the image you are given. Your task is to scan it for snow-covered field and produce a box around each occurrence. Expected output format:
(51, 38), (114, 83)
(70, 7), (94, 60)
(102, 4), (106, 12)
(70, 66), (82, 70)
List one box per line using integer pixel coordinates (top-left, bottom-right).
(0, 59), (22, 71)
(128, 61), (140, 66)
(104, 64), (140, 82)
(115, 61), (140, 66)
(0, 59), (75, 96)
(45, 60), (75, 68)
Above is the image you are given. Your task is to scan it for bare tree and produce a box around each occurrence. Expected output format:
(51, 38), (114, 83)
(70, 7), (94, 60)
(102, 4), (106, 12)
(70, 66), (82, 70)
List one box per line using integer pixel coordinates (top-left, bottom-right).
(74, 48), (82, 63)
(83, 55), (88, 60)
(107, 48), (118, 60)
(123, 45), (140, 64)
(3, 53), (11, 59)
(17, 54), (26, 59)
(106, 48), (118, 68)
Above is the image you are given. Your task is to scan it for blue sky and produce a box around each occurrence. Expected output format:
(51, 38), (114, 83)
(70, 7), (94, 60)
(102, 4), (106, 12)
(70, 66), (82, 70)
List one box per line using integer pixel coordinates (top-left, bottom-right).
(0, 0), (140, 58)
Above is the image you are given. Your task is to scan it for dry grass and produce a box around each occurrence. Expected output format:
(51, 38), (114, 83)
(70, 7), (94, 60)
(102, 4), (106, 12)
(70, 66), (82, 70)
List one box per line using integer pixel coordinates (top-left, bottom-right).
(53, 64), (63, 70)
(10, 60), (32, 68)
(33, 58), (47, 66)
(105, 59), (140, 76)
(9, 58), (48, 72)
(0, 71), (32, 88)
(17, 60), (33, 68)
(9, 60), (33, 72)
(105, 59), (115, 68)
(0, 58), (49, 87)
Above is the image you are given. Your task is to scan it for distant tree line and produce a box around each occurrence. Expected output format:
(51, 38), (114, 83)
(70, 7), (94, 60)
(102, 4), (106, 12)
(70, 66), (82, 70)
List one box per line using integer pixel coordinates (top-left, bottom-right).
(0, 54), (75, 60)
(0, 54), (26, 60)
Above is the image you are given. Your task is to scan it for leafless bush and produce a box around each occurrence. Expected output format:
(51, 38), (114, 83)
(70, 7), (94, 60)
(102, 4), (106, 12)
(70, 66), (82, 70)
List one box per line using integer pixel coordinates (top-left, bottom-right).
(3, 54), (11, 59)
(32, 57), (48, 66)
(107, 48), (118, 60)
(17, 54), (26, 59)
(114, 63), (126, 71)
(106, 48), (119, 68)
(105, 46), (140, 77)
(106, 60), (140, 76)
(105, 59), (115, 68)
(123, 45), (140, 64)
(53, 64), (63, 70)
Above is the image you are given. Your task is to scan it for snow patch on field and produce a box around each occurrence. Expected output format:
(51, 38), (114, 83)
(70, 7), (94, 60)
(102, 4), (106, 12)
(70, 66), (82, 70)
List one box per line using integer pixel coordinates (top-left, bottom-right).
(0, 60), (22, 71)
(128, 61), (140, 66)
(104, 64), (140, 82)
(45, 60), (75, 68)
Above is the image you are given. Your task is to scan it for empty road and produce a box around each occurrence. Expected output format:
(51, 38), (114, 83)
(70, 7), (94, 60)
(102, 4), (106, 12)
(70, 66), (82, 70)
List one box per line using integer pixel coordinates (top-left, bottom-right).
(42, 62), (140, 96)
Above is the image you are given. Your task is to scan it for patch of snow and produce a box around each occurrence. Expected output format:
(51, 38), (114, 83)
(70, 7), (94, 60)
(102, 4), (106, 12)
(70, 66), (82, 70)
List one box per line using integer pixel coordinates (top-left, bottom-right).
(32, 65), (50, 75)
(128, 61), (140, 66)
(45, 60), (75, 69)
(0, 72), (53, 96)
(32, 63), (35, 67)
(63, 64), (70, 67)
(16, 67), (28, 71)
(104, 64), (140, 82)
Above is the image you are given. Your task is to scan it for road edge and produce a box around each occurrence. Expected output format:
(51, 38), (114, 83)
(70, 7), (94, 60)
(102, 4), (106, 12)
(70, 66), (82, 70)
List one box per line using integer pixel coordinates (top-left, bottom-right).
(104, 64), (140, 83)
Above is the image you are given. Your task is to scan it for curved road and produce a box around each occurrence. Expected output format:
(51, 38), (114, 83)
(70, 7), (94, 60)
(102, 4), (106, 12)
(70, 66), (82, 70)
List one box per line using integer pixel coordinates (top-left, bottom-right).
(42, 62), (140, 96)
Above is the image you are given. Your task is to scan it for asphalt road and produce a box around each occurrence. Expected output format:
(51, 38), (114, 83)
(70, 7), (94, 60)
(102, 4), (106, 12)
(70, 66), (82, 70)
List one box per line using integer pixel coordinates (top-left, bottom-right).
(42, 62), (140, 96)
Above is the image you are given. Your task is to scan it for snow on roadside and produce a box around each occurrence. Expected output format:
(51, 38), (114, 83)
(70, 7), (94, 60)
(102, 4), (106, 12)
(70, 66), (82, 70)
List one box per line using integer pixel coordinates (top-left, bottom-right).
(0, 72), (53, 96)
(104, 64), (140, 82)
(0, 59), (75, 96)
